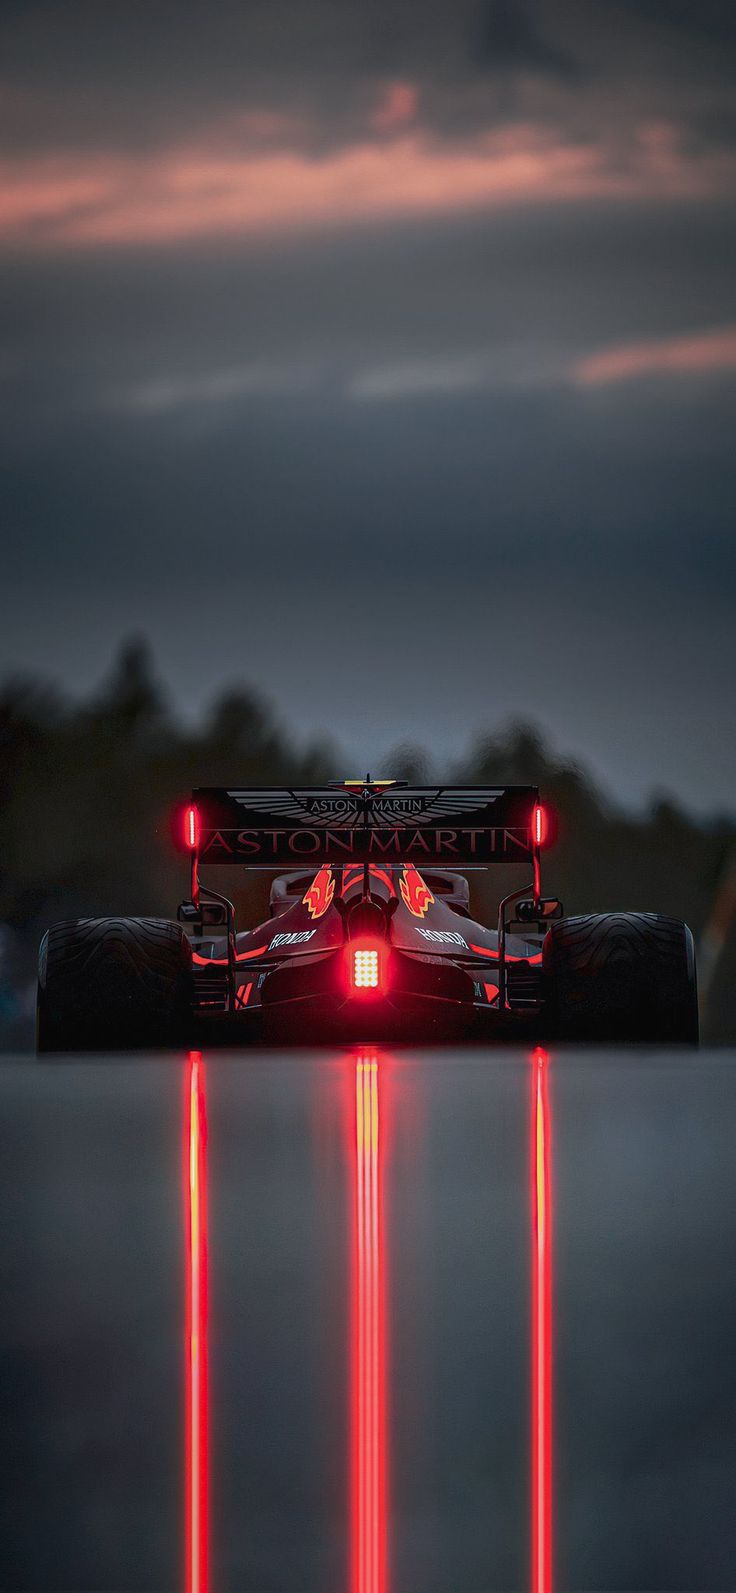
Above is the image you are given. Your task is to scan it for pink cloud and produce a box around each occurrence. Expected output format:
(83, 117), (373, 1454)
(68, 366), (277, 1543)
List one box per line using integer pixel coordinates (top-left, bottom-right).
(574, 326), (736, 385)
(220, 108), (308, 144)
(0, 122), (733, 250)
(371, 81), (418, 133)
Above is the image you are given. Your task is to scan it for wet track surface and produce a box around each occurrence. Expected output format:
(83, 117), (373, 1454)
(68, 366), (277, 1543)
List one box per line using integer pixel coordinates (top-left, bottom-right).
(1, 1048), (736, 1593)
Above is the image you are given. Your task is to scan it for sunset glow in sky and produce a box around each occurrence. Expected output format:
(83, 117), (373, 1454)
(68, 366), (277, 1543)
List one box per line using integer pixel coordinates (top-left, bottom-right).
(2, 0), (735, 809)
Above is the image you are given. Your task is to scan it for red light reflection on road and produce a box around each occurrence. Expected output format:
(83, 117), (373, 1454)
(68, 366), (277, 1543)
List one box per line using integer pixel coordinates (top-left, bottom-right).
(185, 1052), (209, 1593)
(351, 1054), (388, 1593)
(531, 1047), (553, 1593)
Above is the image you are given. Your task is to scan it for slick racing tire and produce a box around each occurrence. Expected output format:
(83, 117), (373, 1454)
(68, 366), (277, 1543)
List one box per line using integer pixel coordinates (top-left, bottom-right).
(543, 912), (698, 1044)
(37, 917), (193, 1052)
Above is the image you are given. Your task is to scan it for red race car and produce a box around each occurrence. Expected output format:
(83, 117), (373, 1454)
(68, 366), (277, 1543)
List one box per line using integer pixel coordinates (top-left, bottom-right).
(37, 781), (698, 1049)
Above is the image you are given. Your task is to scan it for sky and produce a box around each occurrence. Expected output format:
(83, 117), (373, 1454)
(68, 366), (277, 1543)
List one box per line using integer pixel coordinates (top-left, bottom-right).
(1, 0), (735, 812)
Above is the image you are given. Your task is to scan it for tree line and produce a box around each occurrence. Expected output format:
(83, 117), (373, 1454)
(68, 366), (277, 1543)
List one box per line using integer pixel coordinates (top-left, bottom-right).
(1, 639), (734, 1043)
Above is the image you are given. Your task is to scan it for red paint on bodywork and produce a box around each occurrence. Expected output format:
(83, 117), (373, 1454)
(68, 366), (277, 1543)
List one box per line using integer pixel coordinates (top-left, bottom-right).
(303, 865), (336, 919)
(342, 865), (396, 898)
(470, 943), (543, 965)
(191, 945), (267, 967)
(399, 865), (434, 918)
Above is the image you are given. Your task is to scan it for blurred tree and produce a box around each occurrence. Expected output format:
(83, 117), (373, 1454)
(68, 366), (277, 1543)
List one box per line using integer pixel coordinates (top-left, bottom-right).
(0, 643), (733, 1044)
(379, 742), (432, 784)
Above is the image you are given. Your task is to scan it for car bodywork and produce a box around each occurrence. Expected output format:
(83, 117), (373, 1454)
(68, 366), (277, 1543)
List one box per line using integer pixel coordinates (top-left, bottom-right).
(179, 781), (559, 1041)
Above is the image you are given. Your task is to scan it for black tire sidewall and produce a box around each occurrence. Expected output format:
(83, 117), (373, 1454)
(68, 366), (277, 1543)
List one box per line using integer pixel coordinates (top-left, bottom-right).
(543, 912), (698, 1044)
(37, 917), (192, 1052)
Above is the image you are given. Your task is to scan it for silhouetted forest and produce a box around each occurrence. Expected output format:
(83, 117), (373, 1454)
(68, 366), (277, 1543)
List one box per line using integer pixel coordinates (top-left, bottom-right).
(2, 639), (735, 1044)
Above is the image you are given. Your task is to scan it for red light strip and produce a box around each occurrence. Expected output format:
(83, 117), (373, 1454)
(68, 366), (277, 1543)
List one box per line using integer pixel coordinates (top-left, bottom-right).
(531, 1047), (553, 1593)
(185, 805), (199, 851)
(532, 803), (544, 847)
(351, 1056), (388, 1593)
(185, 1052), (209, 1593)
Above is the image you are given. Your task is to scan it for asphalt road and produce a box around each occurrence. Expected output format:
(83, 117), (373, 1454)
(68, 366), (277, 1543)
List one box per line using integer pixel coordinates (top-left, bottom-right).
(1, 1047), (735, 1593)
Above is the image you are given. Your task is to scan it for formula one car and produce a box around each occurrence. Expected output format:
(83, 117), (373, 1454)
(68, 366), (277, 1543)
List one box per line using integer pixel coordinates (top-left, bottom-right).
(37, 781), (698, 1050)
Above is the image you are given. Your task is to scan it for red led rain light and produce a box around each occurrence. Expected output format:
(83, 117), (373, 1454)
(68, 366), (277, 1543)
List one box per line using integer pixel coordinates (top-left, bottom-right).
(185, 804), (200, 851)
(350, 942), (386, 996)
(354, 947), (380, 989)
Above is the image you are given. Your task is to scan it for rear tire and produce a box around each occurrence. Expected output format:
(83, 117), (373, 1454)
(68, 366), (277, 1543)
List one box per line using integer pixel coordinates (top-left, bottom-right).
(37, 917), (193, 1052)
(543, 912), (698, 1044)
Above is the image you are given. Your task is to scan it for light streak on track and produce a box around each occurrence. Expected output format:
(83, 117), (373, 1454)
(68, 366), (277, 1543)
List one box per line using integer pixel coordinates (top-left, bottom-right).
(185, 1052), (209, 1593)
(531, 1047), (553, 1593)
(351, 1054), (388, 1593)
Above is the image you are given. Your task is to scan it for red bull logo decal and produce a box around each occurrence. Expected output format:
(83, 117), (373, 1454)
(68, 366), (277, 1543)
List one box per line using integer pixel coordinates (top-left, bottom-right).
(399, 864), (435, 918)
(303, 865), (336, 919)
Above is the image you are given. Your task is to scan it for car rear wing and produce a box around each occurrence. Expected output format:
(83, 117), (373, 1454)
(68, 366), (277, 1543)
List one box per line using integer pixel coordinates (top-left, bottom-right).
(185, 783), (544, 867)
(180, 783), (555, 1012)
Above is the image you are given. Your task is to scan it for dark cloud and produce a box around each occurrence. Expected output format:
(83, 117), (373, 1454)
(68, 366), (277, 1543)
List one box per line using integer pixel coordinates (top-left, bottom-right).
(472, 0), (581, 79)
(623, 0), (736, 46)
(0, 1), (734, 809)
(0, 0), (733, 156)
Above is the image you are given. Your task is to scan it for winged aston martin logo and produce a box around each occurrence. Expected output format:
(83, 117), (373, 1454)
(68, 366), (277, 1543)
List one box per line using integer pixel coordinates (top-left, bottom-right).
(226, 788), (505, 828)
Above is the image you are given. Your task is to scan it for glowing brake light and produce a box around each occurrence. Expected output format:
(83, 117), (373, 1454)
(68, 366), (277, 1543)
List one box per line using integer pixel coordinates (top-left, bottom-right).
(532, 803), (547, 848)
(349, 941), (387, 995)
(185, 805), (200, 851)
(354, 947), (379, 989)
